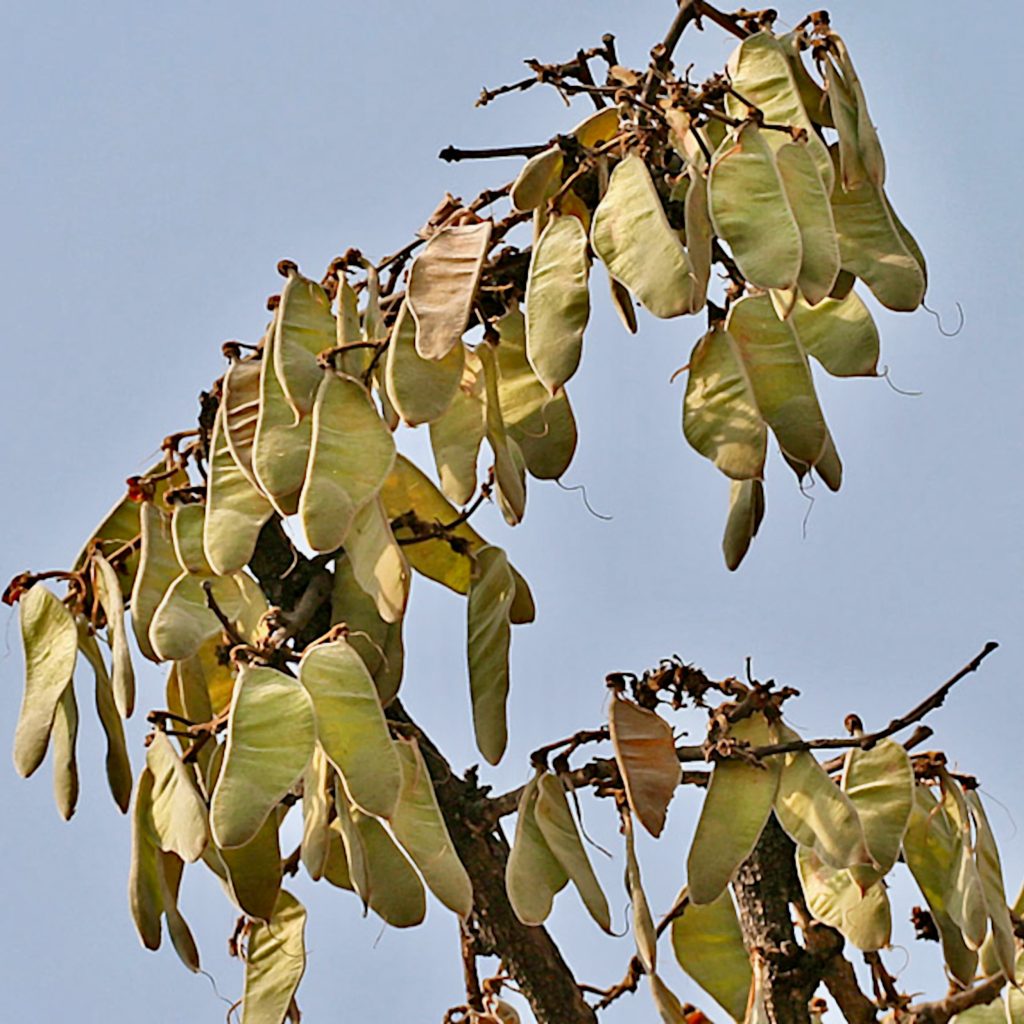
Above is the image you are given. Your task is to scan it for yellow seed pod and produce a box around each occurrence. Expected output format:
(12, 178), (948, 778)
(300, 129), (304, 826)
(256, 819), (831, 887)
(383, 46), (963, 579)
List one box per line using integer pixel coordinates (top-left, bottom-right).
(505, 776), (568, 926)
(687, 711), (781, 904)
(298, 639), (402, 819)
(525, 213), (591, 395)
(671, 887), (753, 1021)
(384, 301), (465, 426)
(210, 664), (315, 849)
(591, 154), (696, 319)
(204, 405), (273, 575)
(534, 772), (611, 932)
(709, 123), (803, 291)
(298, 372), (396, 553)
(14, 584), (79, 779)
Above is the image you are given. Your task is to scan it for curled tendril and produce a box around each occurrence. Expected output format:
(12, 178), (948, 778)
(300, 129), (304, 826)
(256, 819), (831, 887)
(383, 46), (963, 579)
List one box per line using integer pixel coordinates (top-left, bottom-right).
(880, 365), (922, 397)
(921, 300), (965, 338)
(555, 478), (613, 521)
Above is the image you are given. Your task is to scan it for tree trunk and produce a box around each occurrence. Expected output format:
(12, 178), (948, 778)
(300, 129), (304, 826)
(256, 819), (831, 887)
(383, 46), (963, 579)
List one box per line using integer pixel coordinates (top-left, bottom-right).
(732, 815), (816, 1024)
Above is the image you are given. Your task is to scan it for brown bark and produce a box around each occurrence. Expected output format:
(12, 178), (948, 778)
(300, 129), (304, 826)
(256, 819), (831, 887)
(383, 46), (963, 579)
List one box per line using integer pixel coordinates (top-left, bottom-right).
(732, 815), (816, 1024)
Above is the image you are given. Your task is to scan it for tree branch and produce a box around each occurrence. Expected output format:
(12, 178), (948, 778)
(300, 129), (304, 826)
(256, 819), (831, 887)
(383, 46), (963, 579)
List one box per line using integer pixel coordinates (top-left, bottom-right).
(905, 974), (1006, 1024)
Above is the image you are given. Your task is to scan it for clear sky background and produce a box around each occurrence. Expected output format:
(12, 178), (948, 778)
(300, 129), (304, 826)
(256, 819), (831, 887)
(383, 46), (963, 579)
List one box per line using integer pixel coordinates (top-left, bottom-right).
(2, 2), (1021, 1021)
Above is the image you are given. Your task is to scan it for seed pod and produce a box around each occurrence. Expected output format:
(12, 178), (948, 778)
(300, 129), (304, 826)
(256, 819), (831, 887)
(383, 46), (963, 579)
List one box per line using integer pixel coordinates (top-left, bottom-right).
(241, 891), (307, 1024)
(966, 790), (1016, 983)
(671, 888), (753, 1021)
(389, 736), (473, 917)
(609, 695), (681, 838)
(385, 301), (465, 426)
(218, 810), (283, 923)
(334, 780), (425, 926)
(14, 584), (79, 778)
(298, 372), (396, 553)
(334, 276), (370, 378)
(511, 147), (564, 212)
(93, 552), (136, 719)
(76, 620), (132, 812)
(684, 323), (767, 482)
(130, 503), (180, 663)
(467, 546), (516, 766)
(322, 822), (353, 890)
(774, 722), (870, 870)
(789, 290), (879, 378)
(725, 294), (829, 469)
(687, 712), (781, 904)
(330, 555), (404, 706)
(505, 776), (568, 925)
(429, 346), (486, 505)
(623, 813), (657, 972)
(273, 271), (336, 417)
(210, 664), (316, 849)
(940, 774), (989, 950)
(709, 123), (803, 291)
(724, 30), (834, 191)
(572, 106), (620, 147)
(300, 748), (332, 881)
(796, 845), (891, 951)
(525, 213), (591, 395)
(129, 767), (163, 950)
(779, 30), (833, 128)
(775, 139), (841, 306)
(648, 972), (691, 1024)
(409, 221), (492, 360)
(591, 154), (696, 319)
(253, 322), (313, 515)
(342, 497), (410, 625)
(722, 478), (766, 571)
(824, 54), (867, 192)
(50, 684), (79, 821)
(829, 147), (926, 312)
(299, 639), (402, 819)
(158, 852), (201, 973)
(841, 738), (913, 887)
(171, 504), (212, 576)
(221, 357), (263, 488)
(149, 571), (268, 663)
(826, 35), (886, 189)
(145, 731), (209, 863)
(479, 343), (526, 526)
(534, 772), (611, 932)
(902, 784), (978, 985)
(684, 165), (713, 311)
(494, 305), (577, 481)
(204, 405), (273, 574)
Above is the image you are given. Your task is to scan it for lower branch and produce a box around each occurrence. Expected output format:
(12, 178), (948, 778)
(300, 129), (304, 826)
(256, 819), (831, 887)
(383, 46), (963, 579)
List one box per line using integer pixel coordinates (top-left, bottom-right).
(905, 975), (1006, 1024)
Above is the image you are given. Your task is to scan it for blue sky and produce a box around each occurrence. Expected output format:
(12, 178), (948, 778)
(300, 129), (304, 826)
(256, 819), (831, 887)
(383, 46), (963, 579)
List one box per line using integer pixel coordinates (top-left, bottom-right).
(2, 2), (1022, 1021)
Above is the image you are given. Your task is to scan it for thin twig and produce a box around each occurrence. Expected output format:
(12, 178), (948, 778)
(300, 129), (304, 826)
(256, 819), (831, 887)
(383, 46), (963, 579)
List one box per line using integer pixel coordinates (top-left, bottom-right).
(642, 0), (701, 104)
(439, 144), (547, 163)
